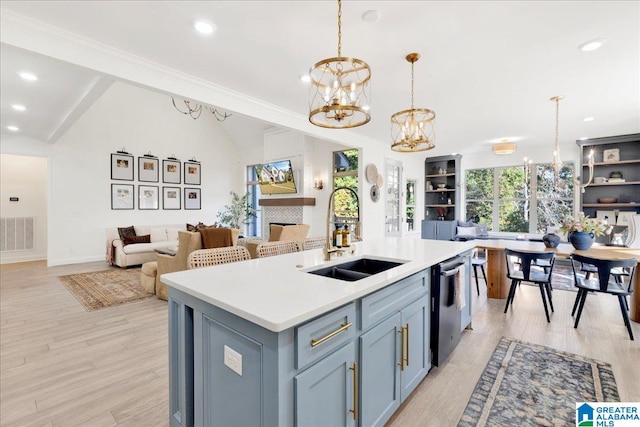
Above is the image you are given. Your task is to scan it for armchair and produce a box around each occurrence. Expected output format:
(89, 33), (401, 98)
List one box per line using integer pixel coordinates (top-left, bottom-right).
(156, 230), (202, 300)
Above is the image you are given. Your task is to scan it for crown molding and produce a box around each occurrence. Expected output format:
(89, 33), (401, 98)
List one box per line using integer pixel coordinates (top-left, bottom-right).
(0, 9), (382, 149)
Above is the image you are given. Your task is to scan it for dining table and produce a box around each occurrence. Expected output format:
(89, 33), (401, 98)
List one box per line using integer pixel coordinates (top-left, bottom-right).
(475, 239), (640, 323)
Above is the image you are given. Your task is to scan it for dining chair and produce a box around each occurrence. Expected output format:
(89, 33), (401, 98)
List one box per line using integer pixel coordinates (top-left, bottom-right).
(471, 248), (487, 296)
(256, 240), (301, 258)
(569, 254), (637, 340)
(504, 249), (556, 322)
(187, 246), (251, 269)
(577, 262), (631, 310)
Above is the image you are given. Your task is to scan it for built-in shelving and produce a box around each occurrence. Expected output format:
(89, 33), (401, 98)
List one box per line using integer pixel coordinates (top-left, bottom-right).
(583, 203), (638, 208)
(578, 134), (639, 244)
(424, 154), (461, 223)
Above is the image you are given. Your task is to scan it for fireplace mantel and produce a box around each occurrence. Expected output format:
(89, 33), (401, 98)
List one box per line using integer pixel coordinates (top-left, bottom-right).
(258, 198), (316, 207)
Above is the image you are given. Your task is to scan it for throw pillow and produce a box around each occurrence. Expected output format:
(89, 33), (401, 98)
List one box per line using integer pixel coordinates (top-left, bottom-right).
(457, 220), (473, 228)
(187, 222), (218, 232)
(474, 223), (489, 236)
(118, 226), (136, 241)
(150, 228), (167, 243)
(123, 234), (151, 245)
(457, 226), (477, 236)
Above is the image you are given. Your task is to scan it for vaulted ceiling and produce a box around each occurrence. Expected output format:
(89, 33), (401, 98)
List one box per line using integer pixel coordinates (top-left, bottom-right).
(1, 1), (638, 157)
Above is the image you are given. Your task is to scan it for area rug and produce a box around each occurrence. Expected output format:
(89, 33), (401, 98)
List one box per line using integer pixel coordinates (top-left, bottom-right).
(58, 268), (151, 311)
(458, 337), (619, 427)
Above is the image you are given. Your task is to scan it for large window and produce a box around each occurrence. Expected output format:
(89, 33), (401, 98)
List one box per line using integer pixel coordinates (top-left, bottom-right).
(466, 163), (573, 234)
(246, 165), (262, 237)
(332, 149), (359, 225)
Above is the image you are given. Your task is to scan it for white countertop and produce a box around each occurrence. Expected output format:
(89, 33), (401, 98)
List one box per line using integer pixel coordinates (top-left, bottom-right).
(162, 237), (476, 332)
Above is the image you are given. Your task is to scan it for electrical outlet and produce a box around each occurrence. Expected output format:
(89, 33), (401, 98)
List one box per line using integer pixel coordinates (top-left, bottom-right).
(224, 345), (242, 376)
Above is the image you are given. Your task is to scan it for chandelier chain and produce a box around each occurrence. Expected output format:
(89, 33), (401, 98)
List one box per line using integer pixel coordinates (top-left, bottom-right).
(337, 0), (342, 57)
(410, 60), (415, 110)
(555, 96), (560, 154)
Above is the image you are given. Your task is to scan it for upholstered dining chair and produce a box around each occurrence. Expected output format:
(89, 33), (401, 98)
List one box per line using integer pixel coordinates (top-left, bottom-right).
(504, 249), (556, 322)
(187, 246), (251, 269)
(256, 240), (301, 258)
(569, 253), (637, 340)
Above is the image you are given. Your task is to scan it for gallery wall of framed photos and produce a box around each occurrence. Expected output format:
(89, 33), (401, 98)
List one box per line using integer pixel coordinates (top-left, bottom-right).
(110, 150), (201, 210)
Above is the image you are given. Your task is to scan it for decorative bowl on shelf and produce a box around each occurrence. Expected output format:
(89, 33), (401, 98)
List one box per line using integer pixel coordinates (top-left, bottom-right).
(437, 183), (446, 189)
(597, 198), (618, 204)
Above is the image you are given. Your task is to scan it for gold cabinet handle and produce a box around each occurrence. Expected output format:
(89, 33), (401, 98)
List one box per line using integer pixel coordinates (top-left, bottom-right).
(310, 322), (352, 348)
(349, 362), (358, 420)
(397, 327), (405, 371)
(404, 324), (410, 367)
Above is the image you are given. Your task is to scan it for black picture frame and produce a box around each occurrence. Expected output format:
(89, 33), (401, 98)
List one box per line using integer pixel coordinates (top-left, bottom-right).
(163, 186), (181, 210)
(163, 158), (181, 184)
(111, 152), (134, 181)
(111, 183), (134, 210)
(138, 155), (159, 182)
(138, 185), (159, 210)
(184, 187), (201, 210)
(184, 161), (201, 185)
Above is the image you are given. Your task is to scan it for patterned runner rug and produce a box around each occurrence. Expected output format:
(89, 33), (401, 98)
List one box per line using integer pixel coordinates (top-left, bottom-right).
(458, 337), (619, 427)
(58, 268), (151, 311)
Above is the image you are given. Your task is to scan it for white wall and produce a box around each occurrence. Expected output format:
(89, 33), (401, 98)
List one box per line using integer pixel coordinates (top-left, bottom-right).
(1, 81), (244, 266)
(0, 154), (48, 263)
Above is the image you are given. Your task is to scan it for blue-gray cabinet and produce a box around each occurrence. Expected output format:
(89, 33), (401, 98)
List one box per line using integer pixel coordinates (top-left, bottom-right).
(359, 295), (429, 427)
(168, 268), (434, 427)
(460, 254), (472, 332)
(295, 342), (357, 427)
(421, 220), (456, 241)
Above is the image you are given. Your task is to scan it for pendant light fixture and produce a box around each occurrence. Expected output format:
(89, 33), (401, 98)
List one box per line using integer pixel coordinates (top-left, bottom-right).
(550, 95), (564, 179)
(309, 0), (371, 129)
(391, 53), (435, 152)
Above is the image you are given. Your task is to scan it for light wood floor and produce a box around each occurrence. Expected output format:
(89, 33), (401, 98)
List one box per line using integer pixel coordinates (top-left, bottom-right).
(1, 261), (638, 427)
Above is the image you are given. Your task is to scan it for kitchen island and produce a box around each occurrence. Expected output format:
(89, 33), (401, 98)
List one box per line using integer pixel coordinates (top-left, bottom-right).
(162, 237), (476, 427)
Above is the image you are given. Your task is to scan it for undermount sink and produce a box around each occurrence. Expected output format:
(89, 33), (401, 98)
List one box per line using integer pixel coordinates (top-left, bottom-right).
(307, 258), (406, 282)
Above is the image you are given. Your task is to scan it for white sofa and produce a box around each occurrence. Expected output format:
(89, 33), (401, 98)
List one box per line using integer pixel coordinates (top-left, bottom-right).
(106, 224), (185, 268)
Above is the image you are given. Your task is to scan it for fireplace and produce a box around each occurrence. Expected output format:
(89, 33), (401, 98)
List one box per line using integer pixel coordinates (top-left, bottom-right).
(261, 206), (303, 239)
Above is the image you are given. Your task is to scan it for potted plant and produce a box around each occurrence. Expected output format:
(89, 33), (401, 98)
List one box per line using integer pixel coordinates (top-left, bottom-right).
(560, 212), (610, 250)
(216, 191), (257, 231)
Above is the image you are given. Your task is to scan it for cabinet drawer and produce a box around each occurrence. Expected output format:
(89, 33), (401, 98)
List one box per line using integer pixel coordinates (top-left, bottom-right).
(360, 269), (430, 331)
(295, 302), (357, 369)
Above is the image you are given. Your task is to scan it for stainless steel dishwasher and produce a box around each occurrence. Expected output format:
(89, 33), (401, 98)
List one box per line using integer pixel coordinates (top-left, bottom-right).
(430, 255), (466, 366)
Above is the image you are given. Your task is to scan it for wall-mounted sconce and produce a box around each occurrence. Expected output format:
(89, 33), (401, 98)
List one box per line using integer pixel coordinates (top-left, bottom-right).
(314, 179), (324, 190)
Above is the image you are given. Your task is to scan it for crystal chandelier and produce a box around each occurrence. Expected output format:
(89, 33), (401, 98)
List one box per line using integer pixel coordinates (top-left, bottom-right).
(172, 97), (231, 121)
(391, 53), (435, 152)
(309, 0), (371, 129)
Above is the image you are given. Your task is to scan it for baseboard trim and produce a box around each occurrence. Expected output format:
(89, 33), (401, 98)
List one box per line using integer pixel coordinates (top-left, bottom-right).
(47, 255), (106, 267)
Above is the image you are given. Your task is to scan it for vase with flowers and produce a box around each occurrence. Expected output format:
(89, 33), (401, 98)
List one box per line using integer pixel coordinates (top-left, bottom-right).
(560, 212), (610, 250)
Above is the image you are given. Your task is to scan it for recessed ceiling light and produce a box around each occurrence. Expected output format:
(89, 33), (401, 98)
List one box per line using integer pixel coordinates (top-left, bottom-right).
(18, 71), (38, 81)
(361, 10), (381, 23)
(300, 74), (311, 83)
(7, 126), (19, 132)
(583, 116), (595, 122)
(578, 38), (605, 52)
(194, 20), (215, 35)
(579, 136), (589, 140)
(11, 104), (26, 112)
